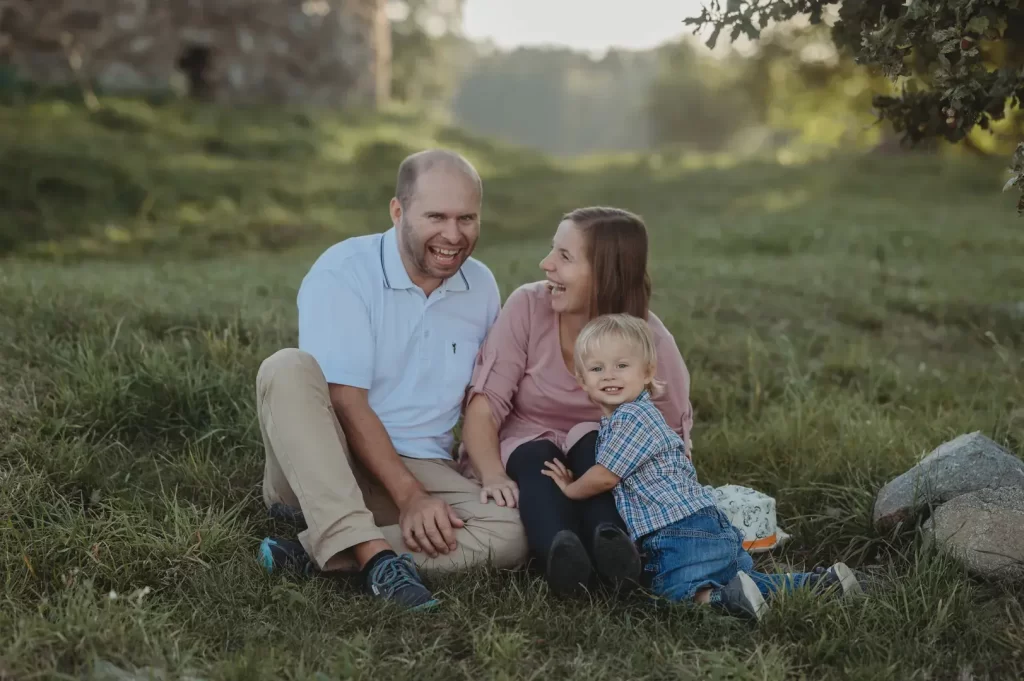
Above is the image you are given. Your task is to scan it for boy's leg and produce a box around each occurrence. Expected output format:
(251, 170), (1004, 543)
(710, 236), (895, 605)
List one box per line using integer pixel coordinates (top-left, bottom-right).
(371, 457), (528, 575)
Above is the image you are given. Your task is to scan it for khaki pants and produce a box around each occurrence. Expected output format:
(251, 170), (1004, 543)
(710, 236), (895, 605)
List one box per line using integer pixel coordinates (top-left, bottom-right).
(256, 348), (528, 574)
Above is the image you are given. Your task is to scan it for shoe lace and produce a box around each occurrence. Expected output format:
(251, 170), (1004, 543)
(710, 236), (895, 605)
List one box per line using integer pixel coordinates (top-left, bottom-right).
(372, 555), (421, 595)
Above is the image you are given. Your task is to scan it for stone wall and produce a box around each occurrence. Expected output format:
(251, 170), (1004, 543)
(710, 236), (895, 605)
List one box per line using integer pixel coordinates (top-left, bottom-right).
(0, 0), (391, 108)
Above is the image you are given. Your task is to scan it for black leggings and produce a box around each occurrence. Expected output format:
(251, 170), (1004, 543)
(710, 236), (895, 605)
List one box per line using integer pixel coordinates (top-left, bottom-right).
(506, 432), (627, 562)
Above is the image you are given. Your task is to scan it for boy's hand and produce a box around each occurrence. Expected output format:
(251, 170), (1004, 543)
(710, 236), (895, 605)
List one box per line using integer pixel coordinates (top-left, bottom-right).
(541, 459), (574, 494)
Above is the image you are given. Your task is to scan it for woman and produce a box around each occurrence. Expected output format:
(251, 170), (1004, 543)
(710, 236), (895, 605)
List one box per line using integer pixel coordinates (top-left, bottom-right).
(460, 206), (694, 597)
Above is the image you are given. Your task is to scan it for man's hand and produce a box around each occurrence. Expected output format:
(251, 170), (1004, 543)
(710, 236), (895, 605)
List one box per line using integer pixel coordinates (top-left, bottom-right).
(479, 473), (519, 508)
(399, 491), (466, 557)
(541, 458), (575, 495)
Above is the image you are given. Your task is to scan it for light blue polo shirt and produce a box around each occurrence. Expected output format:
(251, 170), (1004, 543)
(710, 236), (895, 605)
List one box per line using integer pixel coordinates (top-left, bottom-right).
(296, 226), (501, 460)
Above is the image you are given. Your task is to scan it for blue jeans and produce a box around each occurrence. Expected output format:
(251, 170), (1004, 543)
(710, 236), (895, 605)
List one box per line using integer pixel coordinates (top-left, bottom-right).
(639, 505), (815, 602)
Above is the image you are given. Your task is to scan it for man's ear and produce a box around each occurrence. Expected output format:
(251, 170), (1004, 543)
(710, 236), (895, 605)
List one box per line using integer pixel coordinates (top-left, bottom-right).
(389, 197), (403, 225)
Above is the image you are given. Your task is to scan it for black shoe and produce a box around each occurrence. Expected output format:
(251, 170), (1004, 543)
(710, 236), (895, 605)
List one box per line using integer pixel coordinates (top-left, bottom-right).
(364, 553), (440, 612)
(713, 572), (769, 621)
(546, 530), (593, 597)
(591, 522), (641, 587)
(258, 537), (316, 577)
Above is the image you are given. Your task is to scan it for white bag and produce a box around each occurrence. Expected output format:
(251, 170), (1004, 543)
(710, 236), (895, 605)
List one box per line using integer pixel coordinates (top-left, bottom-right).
(713, 484), (791, 553)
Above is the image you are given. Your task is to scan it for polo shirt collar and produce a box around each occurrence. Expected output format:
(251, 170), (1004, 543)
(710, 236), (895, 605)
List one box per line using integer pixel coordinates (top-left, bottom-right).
(379, 226), (470, 292)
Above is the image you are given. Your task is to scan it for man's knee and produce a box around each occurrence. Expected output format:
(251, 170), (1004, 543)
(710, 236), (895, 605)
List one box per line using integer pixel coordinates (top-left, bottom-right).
(256, 348), (324, 396)
(467, 503), (528, 568)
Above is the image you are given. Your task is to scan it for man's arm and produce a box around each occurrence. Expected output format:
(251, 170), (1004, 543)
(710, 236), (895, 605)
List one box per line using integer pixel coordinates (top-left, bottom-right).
(330, 384), (423, 506)
(329, 384), (465, 558)
(297, 267), (462, 557)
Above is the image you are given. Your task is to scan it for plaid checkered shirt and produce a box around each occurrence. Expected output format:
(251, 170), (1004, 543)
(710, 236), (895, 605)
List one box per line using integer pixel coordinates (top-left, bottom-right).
(596, 390), (718, 541)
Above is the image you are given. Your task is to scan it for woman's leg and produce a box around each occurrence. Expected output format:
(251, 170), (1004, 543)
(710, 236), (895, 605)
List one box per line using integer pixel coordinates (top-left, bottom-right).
(565, 432), (628, 538)
(565, 432), (640, 584)
(506, 439), (591, 595)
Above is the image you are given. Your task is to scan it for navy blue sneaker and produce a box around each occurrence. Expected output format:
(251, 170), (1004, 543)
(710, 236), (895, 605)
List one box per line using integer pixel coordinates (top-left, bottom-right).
(258, 537), (316, 578)
(808, 562), (864, 598)
(365, 554), (439, 611)
(268, 503), (307, 530)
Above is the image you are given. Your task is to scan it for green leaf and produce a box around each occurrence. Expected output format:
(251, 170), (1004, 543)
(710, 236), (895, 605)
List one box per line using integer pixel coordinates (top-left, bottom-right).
(966, 15), (990, 35)
(707, 25), (723, 50)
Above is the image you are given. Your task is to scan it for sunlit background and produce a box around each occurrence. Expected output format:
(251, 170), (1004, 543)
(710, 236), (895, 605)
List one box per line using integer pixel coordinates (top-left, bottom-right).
(463, 0), (695, 53)
(373, 0), (1020, 162)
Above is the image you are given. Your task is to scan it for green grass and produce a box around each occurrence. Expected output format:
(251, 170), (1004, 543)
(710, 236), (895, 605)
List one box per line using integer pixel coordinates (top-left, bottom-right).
(2, 96), (1024, 680)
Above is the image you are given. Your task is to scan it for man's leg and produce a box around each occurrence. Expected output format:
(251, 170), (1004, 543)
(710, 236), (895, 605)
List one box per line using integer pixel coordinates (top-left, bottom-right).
(257, 348), (393, 572)
(373, 456), (528, 574)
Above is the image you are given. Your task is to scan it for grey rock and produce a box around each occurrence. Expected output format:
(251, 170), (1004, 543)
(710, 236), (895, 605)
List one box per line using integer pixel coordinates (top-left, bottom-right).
(90, 660), (205, 681)
(922, 487), (1024, 580)
(873, 431), (1024, 532)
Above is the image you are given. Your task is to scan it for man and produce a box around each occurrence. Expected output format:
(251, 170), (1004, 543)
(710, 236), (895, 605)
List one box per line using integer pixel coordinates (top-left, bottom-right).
(255, 149), (527, 610)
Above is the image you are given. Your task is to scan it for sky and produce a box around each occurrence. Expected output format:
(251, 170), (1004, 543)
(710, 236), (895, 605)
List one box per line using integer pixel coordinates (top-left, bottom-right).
(462, 0), (705, 54)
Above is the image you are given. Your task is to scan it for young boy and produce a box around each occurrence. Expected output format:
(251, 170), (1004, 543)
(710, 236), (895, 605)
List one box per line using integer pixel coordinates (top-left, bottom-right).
(541, 313), (862, 619)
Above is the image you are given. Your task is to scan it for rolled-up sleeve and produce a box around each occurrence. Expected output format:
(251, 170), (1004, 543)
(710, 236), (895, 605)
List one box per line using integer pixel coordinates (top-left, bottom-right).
(297, 268), (374, 389)
(465, 286), (532, 427)
(651, 319), (694, 449)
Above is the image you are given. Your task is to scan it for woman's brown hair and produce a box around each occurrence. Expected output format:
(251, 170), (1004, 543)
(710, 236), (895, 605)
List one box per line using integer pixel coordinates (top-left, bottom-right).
(562, 206), (651, 321)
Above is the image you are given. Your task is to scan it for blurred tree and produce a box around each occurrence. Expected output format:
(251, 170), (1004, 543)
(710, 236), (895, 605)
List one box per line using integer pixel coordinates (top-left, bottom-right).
(388, 0), (473, 107)
(645, 39), (755, 151)
(683, 0), (1024, 211)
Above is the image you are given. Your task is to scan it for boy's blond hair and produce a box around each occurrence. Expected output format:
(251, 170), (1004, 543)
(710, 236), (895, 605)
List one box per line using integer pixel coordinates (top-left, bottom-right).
(573, 313), (666, 398)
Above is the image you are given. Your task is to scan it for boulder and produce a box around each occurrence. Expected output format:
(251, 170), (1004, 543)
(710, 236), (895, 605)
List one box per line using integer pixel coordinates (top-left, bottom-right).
(922, 487), (1024, 580)
(873, 431), (1024, 532)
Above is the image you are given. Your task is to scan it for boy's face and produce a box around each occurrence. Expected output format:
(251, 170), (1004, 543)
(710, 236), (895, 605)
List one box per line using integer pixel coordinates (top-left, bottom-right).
(578, 336), (655, 416)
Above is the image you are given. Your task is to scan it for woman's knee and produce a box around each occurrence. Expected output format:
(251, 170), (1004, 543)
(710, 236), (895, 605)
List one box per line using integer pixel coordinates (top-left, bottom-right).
(506, 440), (562, 479)
(566, 431), (599, 472)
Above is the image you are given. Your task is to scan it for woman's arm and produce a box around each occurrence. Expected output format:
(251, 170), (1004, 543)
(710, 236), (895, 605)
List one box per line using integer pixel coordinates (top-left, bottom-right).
(460, 286), (534, 506)
(462, 393), (518, 506)
(649, 314), (695, 455)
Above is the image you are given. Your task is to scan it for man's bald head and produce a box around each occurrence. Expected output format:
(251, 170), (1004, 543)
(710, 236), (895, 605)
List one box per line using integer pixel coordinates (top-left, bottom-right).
(395, 149), (482, 210)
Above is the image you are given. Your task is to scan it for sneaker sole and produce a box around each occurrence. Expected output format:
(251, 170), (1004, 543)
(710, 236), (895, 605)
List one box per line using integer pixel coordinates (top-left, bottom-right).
(408, 598), (441, 612)
(547, 531), (592, 597)
(737, 572), (769, 621)
(829, 562), (863, 597)
(592, 527), (641, 584)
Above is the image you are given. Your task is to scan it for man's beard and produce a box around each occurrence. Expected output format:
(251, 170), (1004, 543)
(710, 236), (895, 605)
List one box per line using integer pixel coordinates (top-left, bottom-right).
(400, 219), (466, 278)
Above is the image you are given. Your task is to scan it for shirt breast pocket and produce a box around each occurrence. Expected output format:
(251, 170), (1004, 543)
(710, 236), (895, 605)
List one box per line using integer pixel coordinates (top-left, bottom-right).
(443, 334), (481, 394)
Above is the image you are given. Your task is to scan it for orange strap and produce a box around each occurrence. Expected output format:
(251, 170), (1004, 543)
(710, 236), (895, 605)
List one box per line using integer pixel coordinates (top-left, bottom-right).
(742, 534), (778, 551)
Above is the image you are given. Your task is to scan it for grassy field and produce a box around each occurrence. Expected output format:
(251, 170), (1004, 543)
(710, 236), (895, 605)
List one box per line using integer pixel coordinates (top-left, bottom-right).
(3, 96), (1024, 680)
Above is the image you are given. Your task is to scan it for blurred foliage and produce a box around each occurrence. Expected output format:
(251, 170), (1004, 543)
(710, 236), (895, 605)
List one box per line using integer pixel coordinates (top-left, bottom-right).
(683, 0), (1024, 212)
(451, 47), (659, 156)
(388, 0), (476, 109)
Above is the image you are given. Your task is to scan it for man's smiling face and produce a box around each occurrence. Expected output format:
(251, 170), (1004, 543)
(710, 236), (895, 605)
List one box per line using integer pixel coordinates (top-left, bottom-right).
(395, 166), (481, 289)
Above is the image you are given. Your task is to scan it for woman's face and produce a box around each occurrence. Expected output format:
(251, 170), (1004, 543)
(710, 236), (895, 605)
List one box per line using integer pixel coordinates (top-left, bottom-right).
(539, 220), (592, 315)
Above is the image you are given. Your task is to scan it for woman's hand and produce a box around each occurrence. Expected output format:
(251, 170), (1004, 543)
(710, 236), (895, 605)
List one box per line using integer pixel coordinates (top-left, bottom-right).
(479, 473), (519, 508)
(541, 458), (575, 495)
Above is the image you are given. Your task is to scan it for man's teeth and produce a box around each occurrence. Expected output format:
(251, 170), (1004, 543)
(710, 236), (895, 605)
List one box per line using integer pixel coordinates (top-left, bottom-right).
(431, 247), (459, 257)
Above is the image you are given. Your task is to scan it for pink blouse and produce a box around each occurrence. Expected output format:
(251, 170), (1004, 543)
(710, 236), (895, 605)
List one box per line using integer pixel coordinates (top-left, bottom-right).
(461, 281), (694, 469)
